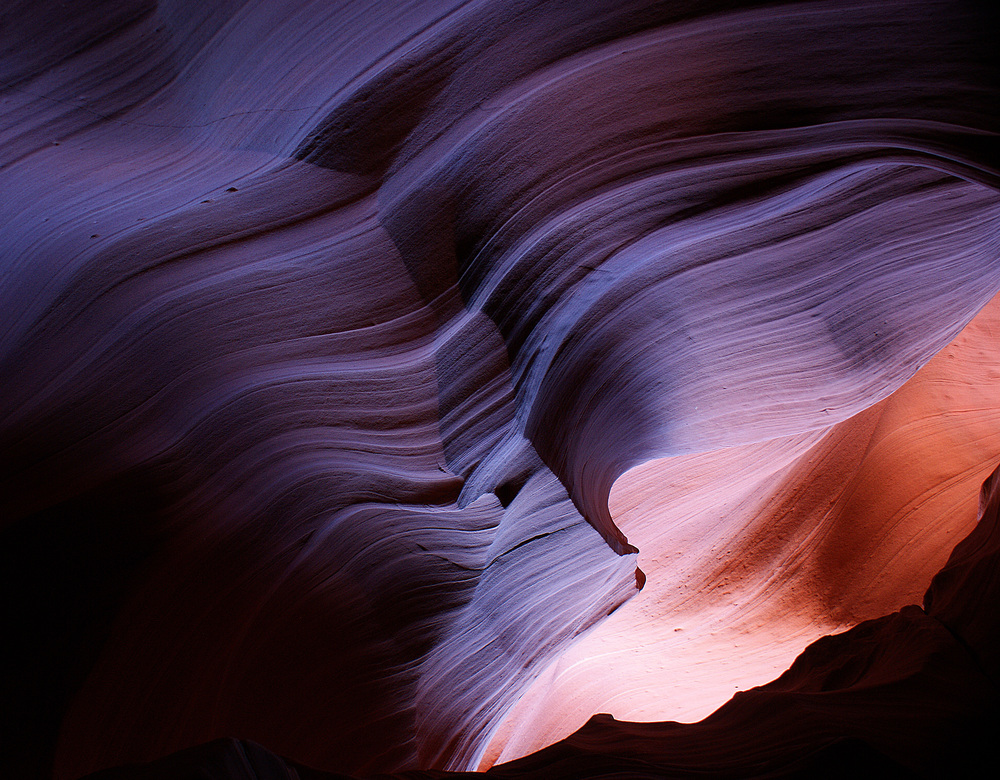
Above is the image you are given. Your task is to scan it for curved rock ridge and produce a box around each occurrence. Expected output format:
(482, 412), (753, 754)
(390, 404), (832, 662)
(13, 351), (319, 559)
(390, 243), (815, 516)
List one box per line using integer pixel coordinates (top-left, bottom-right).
(484, 289), (1000, 766)
(1, 0), (998, 778)
(82, 460), (1000, 778)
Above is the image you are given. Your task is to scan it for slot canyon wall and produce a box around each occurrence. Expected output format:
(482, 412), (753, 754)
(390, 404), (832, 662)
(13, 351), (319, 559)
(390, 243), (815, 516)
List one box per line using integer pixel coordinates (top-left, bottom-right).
(1, 1), (998, 778)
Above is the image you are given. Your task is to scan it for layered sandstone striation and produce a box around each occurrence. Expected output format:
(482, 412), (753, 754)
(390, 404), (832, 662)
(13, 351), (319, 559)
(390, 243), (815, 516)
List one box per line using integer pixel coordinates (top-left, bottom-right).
(1, 1), (998, 778)
(484, 291), (1000, 767)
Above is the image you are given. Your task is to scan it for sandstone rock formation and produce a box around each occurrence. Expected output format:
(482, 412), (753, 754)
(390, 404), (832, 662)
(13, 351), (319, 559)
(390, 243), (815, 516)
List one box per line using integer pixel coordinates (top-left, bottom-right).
(1, 1), (997, 778)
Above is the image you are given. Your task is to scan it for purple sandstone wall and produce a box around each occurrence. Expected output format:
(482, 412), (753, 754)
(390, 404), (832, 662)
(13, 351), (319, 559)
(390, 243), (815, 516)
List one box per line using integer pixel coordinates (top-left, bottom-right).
(1, 1), (998, 778)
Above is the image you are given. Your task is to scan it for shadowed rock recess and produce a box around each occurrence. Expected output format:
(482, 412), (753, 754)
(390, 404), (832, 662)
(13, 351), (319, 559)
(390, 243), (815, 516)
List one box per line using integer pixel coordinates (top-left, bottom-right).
(1, 1), (998, 778)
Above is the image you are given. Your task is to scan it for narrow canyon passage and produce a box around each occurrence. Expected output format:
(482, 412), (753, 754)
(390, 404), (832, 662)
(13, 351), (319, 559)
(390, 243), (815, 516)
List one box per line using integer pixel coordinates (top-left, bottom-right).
(2, 2), (999, 779)
(483, 290), (1000, 767)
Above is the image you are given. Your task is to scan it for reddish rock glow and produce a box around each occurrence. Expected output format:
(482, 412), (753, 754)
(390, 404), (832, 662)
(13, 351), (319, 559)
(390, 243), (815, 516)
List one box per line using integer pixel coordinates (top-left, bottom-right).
(1, 1), (998, 778)
(484, 291), (1000, 767)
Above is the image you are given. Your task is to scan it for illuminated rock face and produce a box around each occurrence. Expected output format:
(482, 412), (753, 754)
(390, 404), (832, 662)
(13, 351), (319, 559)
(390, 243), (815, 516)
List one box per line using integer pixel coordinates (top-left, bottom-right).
(484, 292), (1000, 767)
(1, 1), (998, 779)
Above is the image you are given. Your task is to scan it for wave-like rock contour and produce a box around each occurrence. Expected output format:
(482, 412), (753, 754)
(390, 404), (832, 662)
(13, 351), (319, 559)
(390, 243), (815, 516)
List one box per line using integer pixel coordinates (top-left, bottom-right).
(1, 1), (998, 778)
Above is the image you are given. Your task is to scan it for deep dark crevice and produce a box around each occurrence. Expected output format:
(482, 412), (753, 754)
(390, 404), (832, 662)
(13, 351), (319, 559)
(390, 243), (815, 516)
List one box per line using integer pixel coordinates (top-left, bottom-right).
(0, 474), (162, 780)
(494, 474), (528, 508)
(922, 606), (999, 692)
(294, 55), (450, 177)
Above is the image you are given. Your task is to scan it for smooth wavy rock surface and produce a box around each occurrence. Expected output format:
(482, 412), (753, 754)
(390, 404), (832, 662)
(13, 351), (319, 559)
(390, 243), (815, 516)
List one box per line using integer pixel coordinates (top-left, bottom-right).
(1, 0), (998, 778)
(484, 290), (1000, 766)
(84, 459), (1000, 779)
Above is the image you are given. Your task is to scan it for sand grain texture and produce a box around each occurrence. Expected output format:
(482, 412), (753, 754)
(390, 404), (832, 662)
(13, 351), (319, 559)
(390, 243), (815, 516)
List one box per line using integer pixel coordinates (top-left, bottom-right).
(1, 1), (998, 778)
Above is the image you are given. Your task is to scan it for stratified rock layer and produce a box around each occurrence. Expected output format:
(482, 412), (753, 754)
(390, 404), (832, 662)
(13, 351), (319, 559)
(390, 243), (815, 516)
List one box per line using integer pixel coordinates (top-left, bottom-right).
(486, 290), (1000, 764)
(83, 462), (1000, 778)
(1, 1), (998, 778)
